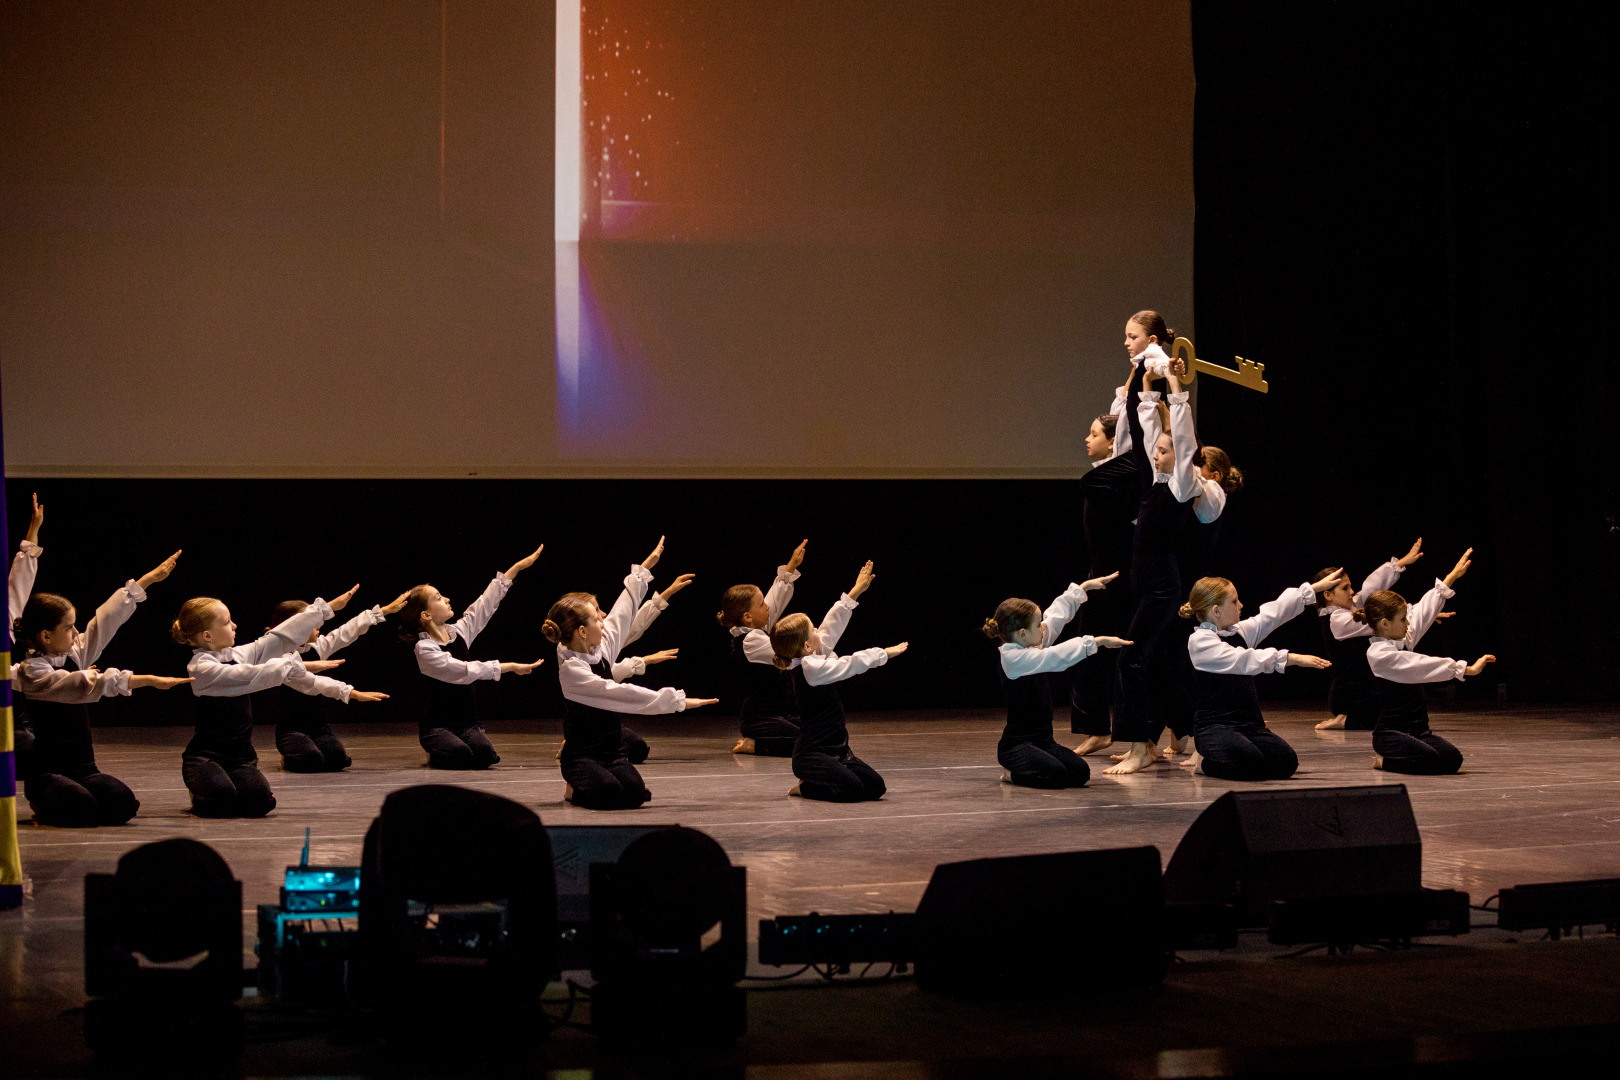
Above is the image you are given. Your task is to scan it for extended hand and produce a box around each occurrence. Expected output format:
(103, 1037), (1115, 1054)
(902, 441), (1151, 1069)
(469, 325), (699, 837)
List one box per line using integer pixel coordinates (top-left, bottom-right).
(1444, 547), (1474, 588)
(130, 675), (194, 690)
(1397, 537), (1424, 569)
(786, 538), (808, 573)
(506, 543), (545, 579)
(642, 649), (679, 666)
(660, 573), (696, 602)
(1311, 568), (1348, 594)
(349, 690), (390, 703)
(642, 535), (666, 570)
(138, 549), (183, 589)
(1095, 636), (1133, 649)
(501, 659), (546, 676)
(26, 492), (44, 544)
(683, 697), (721, 709)
(305, 659), (346, 674)
(849, 560), (876, 599)
(329, 584), (361, 612)
(380, 589), (411, 615)
(1082, 571), (1119, 592)
(1466, 654), (1497, 677)
(1287, 653), (1332, 670)
(885, 641), (909, 658)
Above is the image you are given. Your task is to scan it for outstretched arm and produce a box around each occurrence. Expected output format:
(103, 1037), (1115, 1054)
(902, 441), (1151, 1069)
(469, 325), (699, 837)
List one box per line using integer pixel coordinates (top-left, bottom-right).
(558, 654), (691, 714)
(450, 573), (514, 647)
(762, 542), (806, 632)
(1233, 580), (1326, 648)
(801, 645), (893, 686)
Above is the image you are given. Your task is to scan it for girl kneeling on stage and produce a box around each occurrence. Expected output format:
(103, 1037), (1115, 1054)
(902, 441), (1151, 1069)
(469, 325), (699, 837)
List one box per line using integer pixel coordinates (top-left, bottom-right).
(984, 574), (1129, 789)
(1360, 547), (1495, 775)
(175, 590), (370, 817)
(546, 536), (716, 810)
(14, 547), (188, 826)
(398, 544), (547, 770)
(717, 538), (808, 757)
(769, 560), (906, 803)
(1180, 573), (1340, 781)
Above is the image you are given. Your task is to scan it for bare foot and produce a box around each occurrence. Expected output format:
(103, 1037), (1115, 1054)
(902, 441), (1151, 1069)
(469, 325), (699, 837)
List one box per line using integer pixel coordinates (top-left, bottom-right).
(555, 743), (564, 760)
(1000, 769), (1013, 784)
(1164, 733), (1187, 756)
(563, 783), (575, 803)
(1110, 743), (1161, 762)
(1372, 754), (1385, 771)
(1073, 735), (1114, 756)
(1180, 750), (1203, 773)
(1316, 715), (1348, 731)
(732, 737), (757, 755)
(1103, 743), (1156, 775)
(788, 783), (803, 797)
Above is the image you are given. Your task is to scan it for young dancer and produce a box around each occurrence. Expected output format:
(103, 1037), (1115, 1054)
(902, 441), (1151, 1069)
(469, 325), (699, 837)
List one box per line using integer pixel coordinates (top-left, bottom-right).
(397, 544), (547, 770)
(1312, 539), (1426, 731)
(545, 536), (716, 810)
(258, 590), (407, 771)
(1106, 361), (1201, 775)
(1180, 573), (1340, 781)
(7, 493), (46, 781)
(1106, 310), (1176, 461)
(984, 573), (1129, 789)
(174, 589), (371, 817)
(1071, 416), (1135, 755)
(769, 560), (906, 802)
(1360, 547), (1493, 775)
(13, 543), (189, 827)
(717, 539), (808, 757)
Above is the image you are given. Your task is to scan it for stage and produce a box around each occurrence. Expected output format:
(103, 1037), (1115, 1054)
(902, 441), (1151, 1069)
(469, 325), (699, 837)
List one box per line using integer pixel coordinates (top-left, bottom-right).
(4, 703), (1620, 1076)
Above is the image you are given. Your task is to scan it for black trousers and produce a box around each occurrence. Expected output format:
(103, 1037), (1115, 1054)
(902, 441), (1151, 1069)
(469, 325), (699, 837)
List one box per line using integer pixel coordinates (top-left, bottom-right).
(420, 724), (499, 770)
(1328, 678), (1381, 731)
(25, 768), (139, 827)
(12, 723), (34, 783)
(621, 726), (649, 765)
(1373, 729), (1463, 775)
(1196, 718), (1299, 782)
(277, 724), (351, 772)
(1112, 586), (1181, 744)
(792, 749), (886, 803)
(1070, 586), (1127, 736)
(562, 755), (651, 810)
(183, 756), (276, 818)
(739, 714), (800, 757)
(998, 738), (1090, 789)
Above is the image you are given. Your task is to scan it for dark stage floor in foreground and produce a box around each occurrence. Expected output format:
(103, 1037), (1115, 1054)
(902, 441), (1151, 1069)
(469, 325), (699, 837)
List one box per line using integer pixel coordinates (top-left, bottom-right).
(4, 703), (1620, 1077)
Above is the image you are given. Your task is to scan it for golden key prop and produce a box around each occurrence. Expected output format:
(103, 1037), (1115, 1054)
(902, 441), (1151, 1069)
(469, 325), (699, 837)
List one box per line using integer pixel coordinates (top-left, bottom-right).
(1171, 337), (1268, 393)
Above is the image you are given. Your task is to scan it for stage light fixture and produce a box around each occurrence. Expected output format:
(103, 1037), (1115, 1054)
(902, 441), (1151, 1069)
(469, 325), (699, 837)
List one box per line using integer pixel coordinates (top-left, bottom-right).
(589, 826), (747, 1044)
(1497, 878), (1620, 938)
(83, 838), (244, 1059)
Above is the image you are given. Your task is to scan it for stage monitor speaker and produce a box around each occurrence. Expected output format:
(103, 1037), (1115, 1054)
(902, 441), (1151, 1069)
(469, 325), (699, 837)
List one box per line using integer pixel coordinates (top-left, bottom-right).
(914, 845), (1164, 997)
(1164, 785), (1420, 926)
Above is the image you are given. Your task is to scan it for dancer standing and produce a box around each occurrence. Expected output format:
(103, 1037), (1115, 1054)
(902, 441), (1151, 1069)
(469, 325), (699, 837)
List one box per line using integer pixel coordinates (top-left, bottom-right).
(1361, 548), (1493, 774)
(545, 536), (717, 810)
(13, 547), (188, 826)
(7, 493), (47, 783)
(1106, 310), (1177, 460)
(769, 560), (906, 802)
(397, 544), (547, 770)
(985, 574), (1129, 789)
(258, 589), (407, 771)
(1180, 573), (1340, 780)
(1071, 417), (1135, 755)
(717, 539), (807, 757)
(1312, 539), (1425, 731)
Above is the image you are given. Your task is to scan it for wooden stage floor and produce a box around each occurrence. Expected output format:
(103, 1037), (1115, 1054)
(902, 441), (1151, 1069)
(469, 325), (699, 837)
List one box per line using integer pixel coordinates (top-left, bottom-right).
(4, 702), (1620, 1076)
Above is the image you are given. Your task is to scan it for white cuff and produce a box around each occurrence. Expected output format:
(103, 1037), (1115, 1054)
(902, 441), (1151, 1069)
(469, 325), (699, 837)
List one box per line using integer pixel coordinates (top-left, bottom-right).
(630, 563), (654, 585)
(1434, 578), (1456, 599)
(1167, 391), (1189, 405)
(124, 579), (148, 603)
(650, 593), (669, 611)
(20, 540), (42, 556)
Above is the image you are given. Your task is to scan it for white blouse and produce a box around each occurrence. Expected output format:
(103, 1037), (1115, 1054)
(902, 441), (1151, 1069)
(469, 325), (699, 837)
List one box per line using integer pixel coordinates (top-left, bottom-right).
(1188, 581), (1316, 675)
(15, 576), (149, 705)
(415, 573), (513, 685)
(1321, 558), (1405, 642)
(998, 582), (1097, 679)
(1107, 342), (1174, 459)
(1366, 579), (1465, 683)
(189, 599), (334, 697)
(8, 540), (41, 627)
(798, 594), (889, 687)
(730, 563), (800, 666)
(557, 565), (686, 715)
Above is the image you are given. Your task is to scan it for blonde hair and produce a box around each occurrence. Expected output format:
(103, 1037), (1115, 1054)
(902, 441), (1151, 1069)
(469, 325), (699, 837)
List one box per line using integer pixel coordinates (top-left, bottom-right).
(171, 597), (224, 645)
(1180, 577), (1235, 623)
(541, 592), (598, 646)
(769, 613), (813, 670)
(982, 598), (1040, 644)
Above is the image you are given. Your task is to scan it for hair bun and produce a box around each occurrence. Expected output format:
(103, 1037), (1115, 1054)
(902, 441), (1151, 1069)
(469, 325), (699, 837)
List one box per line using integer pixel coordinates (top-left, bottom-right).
(541, 618), (561, 645)
(1351, 607), (1368, 623)
(980, 617), (1001, 640)
(1178, 602), (1194, 620)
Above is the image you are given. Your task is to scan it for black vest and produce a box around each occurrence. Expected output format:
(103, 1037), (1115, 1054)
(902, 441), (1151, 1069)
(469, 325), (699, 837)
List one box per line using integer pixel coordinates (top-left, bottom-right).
(1079, 455), (1138, 578)
(185, 663), (258, 765)
(1133, 481), (1194, 594)
(1320, 620), (1375, 683)
(791, 666), (849, 757)
(250, 677), (332, 737)
(733, 635), (798, 722)
(421, 633), (480, 733)
(1190, 632), (1266, 731)
(17, 658), (97, 777)
(560, 655), (628, 763)
(996, 663), (1054, 752)
(1372, 678), (1430, 736)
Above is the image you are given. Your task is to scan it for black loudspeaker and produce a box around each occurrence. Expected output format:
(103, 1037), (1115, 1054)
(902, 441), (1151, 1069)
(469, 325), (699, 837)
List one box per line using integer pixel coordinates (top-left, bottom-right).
(914, 846), (1164, 997)
(1164, 785), (1421, 926)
